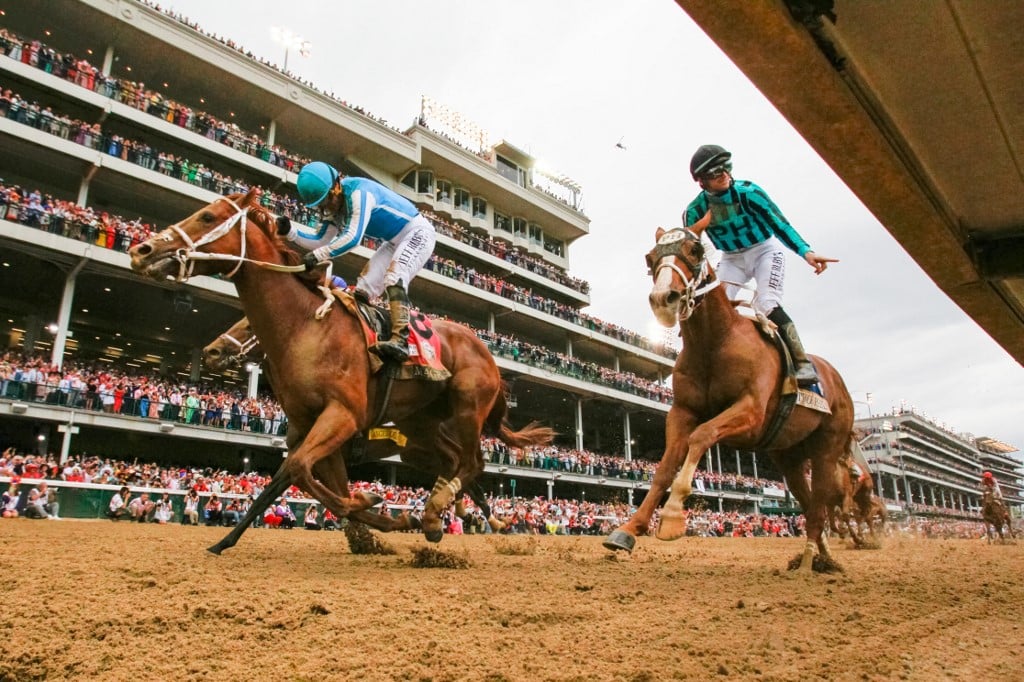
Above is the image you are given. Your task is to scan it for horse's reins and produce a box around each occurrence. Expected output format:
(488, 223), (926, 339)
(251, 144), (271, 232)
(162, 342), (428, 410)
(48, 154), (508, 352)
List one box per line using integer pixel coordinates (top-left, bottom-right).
(652, 229), (720, 321)
(156, 196), (336, 318)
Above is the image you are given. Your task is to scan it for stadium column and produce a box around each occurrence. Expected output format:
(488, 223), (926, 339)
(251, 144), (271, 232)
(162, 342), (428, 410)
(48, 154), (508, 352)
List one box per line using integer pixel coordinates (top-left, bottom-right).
(267, 120), (276, 146)
(751, 451), (759, 479)
(622, 411), (632, 462)
(246, 362), (261, 399)
(574, 398), (584, 451)
(77, 164), (99, 206)
(50, 258), (88, 370)
(190, 347), (203, 382)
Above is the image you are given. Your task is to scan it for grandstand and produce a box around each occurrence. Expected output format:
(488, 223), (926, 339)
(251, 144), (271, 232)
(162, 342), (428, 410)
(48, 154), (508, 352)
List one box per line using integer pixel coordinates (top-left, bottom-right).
(0, 0), (1019, 522)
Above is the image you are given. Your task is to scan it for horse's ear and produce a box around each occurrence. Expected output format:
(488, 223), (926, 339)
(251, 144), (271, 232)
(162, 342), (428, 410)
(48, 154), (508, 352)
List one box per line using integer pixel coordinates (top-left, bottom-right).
(655, 227), (666, 242)
(687, 210), (712, 235)
(242, 187), (260, 207)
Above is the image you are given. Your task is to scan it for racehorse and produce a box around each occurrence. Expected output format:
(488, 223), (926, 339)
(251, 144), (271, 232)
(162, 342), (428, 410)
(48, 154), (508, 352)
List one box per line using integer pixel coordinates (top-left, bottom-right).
(603, 227), (855, 572)
(202, 315), (509, 531)
(982, 491), (1016, 543)
(129, 189), (553, 553)
(830, 467), (886, 546)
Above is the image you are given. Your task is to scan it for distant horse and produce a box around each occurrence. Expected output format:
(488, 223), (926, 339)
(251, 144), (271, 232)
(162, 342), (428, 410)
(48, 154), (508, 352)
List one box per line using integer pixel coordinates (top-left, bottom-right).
(603, 228), (855, 572)
(203, 316), (508, 531)
(129, 189), (553, 553)
(830, 467), (886, 546)
(982, 492), (1015, 543)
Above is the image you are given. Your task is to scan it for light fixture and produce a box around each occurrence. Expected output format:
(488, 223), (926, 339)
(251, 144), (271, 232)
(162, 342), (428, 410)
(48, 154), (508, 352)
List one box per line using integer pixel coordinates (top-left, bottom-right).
(271, 437), (286, 447)
(159, 423), (174, 433)
(11, 403), (28, 414)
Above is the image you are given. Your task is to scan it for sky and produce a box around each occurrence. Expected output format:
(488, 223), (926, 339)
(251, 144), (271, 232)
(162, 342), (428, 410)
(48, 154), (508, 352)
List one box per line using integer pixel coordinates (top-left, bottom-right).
(162, 0), (1023, 450)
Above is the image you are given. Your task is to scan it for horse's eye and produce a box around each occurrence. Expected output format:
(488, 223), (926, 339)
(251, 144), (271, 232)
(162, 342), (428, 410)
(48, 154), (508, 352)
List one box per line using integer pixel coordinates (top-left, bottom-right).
(200, 211), (216, 223)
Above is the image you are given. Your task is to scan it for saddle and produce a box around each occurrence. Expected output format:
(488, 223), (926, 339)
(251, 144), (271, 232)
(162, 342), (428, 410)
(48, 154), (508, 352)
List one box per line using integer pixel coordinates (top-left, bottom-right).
(336, 289), (450, 383)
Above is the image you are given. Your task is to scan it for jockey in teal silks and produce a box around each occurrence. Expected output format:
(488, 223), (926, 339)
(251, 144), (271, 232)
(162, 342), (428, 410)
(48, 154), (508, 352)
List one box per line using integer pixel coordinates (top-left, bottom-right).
(276, 161), (436, 363)
(683, 144), (838, 386)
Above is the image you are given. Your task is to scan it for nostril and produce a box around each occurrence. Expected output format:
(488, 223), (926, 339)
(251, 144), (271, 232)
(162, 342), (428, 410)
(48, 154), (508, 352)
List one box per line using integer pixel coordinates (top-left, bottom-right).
(135, 243), (151, 256)
(666, 291), (681, 305)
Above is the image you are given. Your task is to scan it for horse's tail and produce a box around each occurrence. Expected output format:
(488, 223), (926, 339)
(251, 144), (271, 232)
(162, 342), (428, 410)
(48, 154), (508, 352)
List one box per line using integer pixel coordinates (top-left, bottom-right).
(485, 384), (557, 449)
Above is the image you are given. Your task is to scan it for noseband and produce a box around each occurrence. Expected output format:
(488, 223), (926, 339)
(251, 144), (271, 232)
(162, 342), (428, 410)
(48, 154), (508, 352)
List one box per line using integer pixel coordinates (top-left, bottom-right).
(651, 229), (719, 321)
(217, 330), (260, 361)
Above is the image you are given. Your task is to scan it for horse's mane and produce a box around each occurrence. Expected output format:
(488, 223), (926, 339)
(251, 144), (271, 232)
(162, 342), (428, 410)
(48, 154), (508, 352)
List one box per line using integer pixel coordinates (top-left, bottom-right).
(234, 194), (328, 290)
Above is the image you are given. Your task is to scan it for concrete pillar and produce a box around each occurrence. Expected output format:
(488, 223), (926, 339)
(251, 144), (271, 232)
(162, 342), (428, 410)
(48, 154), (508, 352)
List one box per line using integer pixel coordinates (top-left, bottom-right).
(267, 119), (277, 146)
(190, 347), (203, 382)
(51, 258), (88, 370)
(574, 398), (583, 451)
(246, 363), (261, 399)
(622, 412), (632, 461)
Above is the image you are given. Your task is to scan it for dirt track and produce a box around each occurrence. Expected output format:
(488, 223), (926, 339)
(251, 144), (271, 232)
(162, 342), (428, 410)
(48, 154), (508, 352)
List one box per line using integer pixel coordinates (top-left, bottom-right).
(1, 521), (1021, 681)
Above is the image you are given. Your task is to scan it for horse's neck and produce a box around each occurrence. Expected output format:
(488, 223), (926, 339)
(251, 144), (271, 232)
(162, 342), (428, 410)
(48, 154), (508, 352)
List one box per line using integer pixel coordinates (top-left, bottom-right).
(232, 266), (327, 358)
(681, 286), (746, 352)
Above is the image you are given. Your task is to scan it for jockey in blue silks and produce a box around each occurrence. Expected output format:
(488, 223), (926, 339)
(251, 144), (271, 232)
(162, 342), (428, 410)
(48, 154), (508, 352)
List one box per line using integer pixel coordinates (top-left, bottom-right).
(276, 161), (436, 362)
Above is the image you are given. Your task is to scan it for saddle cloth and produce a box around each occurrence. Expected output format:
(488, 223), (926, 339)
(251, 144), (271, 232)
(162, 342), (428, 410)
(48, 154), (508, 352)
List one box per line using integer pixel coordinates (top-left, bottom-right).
(336, 290), (450, 382)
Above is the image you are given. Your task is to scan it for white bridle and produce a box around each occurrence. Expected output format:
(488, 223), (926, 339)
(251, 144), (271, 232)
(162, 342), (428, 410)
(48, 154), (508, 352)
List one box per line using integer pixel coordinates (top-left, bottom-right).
(151, 197), (335, 318)
(652, 228), (720, 321)
(217, 329), (260, 360)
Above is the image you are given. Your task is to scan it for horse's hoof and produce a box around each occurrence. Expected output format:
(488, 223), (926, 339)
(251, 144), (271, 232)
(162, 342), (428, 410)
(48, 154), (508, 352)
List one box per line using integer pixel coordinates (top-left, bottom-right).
(603, 529), (636, 553)
(425, 529), (443, 543)
(408, 514), (422, 531)
(655, 511), (686, 541)
(361, 492), (384, 508)
(207, 544), (225, 556)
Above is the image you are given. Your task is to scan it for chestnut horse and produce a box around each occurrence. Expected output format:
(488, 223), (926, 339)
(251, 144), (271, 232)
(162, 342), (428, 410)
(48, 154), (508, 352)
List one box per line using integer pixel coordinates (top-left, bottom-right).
(129, 190), (553, 553)
(202, 316), (508, 531)
(603, 228), (854, 572)
(982, 492), (1016, 543)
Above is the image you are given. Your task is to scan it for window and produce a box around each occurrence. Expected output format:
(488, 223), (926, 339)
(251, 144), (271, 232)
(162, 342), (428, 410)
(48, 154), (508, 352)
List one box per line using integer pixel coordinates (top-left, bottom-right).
(494, 212), (512, 234)
(543, 235), (564, 258)
(416, 170), (434, 195)
(472, 197), (488, 219)
(454, 188), (471, 212)
(436, 180), (452, 204)
(496, 155), (520, 185)
(513, 217), (528, 239)
(529, 224), (543, 246)
(400, 170), (416, 190)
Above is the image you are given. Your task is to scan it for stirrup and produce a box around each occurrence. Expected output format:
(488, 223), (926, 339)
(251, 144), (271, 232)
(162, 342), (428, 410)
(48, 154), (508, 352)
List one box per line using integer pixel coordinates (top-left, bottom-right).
(795, 364), (818, 387)
(373, 339), (409, 363)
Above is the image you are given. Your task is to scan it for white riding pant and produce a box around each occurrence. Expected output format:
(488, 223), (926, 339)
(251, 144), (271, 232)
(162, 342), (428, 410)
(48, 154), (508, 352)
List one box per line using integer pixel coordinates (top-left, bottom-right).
(357, 214), (436, 298)
(716, 237), (785, 315)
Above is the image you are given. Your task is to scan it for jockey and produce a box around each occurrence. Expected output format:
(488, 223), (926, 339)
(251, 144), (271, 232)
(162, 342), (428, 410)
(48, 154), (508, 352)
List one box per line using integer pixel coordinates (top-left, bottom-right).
(277, 161), (437, 362)
(683, 144), (838, 386)
(981, 471), (1003, 500)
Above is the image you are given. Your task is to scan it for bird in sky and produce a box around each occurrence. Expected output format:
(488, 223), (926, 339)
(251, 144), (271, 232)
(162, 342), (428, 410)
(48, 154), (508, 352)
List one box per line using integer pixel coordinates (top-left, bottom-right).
(615, 137), (627, 150)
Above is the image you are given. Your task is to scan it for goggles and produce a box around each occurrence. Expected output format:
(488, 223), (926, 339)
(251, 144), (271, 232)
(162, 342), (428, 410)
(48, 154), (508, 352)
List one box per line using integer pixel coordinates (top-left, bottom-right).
(700, 162), (732, 181)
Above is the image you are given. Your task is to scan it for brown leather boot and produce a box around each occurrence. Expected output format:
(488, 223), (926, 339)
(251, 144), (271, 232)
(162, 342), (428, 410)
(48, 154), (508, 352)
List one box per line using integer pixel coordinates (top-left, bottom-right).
(373, 283), (410, 362)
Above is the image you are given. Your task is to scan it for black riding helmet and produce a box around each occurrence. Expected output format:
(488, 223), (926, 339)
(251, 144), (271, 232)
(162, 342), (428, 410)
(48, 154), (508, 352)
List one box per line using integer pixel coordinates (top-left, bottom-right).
(690, 144), (732, 180)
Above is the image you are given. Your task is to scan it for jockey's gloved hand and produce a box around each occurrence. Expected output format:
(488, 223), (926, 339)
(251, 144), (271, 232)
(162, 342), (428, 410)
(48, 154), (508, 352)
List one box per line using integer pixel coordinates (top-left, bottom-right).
(302, 246), (331, 270)
(275, 215), (292, 236)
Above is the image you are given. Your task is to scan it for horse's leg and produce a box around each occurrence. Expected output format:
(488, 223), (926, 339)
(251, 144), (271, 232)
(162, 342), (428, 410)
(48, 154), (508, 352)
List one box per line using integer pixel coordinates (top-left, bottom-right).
(208, 465), (292, 555)
(657, 400), (758, 541)
(283, 407), (375, 519)
(465, 480), (504, 532)
(604, 406), (696, 552)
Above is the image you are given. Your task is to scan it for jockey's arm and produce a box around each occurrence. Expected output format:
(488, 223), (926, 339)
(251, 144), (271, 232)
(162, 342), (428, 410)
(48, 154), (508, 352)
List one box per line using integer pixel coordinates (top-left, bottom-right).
(322, 188), (375, 259)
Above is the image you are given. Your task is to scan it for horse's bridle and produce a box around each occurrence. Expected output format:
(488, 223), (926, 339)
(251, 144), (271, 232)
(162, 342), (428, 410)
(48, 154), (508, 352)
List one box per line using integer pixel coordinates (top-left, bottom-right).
(650, 228), (720, 321)
(155, 196), (304, 282)
(152, 196), (335, 318)
(217, 329), (260, 362)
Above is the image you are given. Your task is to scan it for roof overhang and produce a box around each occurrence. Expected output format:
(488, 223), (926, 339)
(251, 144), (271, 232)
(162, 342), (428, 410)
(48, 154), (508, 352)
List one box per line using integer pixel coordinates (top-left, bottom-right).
(677, 0), (1024, 364)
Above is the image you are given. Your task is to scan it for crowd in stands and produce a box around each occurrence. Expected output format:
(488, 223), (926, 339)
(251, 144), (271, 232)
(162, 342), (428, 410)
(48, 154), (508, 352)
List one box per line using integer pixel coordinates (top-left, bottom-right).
(476, 329), (672, 404)
(1, 24), (672, 356)
(1, 353), (287, 435)
(423, 210), (589, 295)
(2, 447), (994, 537)
(0, 24), (596, 294)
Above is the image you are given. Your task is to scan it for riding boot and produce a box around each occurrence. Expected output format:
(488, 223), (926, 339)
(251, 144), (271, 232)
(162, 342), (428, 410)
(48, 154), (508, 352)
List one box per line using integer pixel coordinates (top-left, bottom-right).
(373, 283), (410, 363)
(778, 322), (818, 386)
